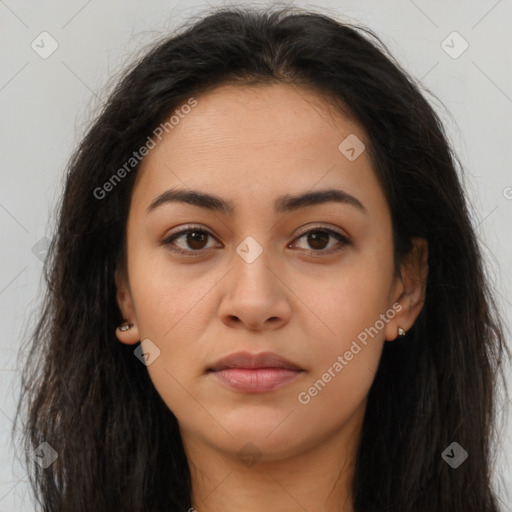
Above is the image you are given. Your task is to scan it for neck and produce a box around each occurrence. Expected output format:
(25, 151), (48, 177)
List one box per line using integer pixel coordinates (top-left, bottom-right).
(182, 408), (363, 512)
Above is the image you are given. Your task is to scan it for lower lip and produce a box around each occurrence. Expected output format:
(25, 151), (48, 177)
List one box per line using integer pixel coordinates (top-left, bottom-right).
(210, 368), (303, 392)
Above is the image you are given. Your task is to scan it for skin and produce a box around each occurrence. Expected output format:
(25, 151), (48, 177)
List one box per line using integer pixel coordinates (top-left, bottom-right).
(115, 82), (428, 512)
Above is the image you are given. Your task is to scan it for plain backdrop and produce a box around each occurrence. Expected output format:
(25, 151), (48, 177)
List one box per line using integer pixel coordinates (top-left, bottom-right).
(1, 0), (511, 510)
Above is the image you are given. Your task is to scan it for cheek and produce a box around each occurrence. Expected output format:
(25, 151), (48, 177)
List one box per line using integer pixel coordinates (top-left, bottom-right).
(295, 276), (389, 421)
(302, 291), (386, 407)
(126, 255), (219, 401)
(304, 257), (393, 350)
(128, 248), (216, 338)
(298, 256), (392, 409)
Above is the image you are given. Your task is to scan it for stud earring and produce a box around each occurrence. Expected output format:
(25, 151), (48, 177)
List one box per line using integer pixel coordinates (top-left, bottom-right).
(397, 326), (406, 337)
(118, 322), (134, 332)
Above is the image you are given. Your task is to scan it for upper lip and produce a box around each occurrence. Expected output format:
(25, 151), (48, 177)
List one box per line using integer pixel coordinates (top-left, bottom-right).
(208, 351), (303, 371)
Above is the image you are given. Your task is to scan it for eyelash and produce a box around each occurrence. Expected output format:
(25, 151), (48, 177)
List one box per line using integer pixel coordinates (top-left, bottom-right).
(161, 225), (351, 258)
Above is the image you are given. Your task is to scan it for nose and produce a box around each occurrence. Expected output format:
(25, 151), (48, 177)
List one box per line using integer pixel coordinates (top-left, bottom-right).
(217, 243), (292, 332)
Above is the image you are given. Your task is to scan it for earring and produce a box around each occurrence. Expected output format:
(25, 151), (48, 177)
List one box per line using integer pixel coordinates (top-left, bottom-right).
(397, 326), (406, 337)
(118, 322), (134, 332)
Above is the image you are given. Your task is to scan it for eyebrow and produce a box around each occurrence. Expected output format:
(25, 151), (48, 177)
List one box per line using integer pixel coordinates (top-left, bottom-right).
(146, 187), (367, 216)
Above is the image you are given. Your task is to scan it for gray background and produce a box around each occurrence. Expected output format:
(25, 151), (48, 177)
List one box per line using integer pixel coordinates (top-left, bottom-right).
(1, 0), (511, 510)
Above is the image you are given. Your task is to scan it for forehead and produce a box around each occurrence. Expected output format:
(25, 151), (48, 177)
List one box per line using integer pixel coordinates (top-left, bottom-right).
(140, 82), (364, 166)
(131, 82), (385, 219)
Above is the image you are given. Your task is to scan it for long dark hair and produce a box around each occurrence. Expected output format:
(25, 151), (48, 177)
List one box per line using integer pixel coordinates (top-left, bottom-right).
(13, 5), (510, 511)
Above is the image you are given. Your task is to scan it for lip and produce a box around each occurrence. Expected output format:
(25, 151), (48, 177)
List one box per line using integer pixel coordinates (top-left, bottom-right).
(207, 350), (303, 372)
(211, 368), (303, 393)
(207, 350), (304, 393)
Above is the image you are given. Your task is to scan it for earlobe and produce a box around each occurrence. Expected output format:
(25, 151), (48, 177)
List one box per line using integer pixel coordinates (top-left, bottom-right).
(116, 320), (140, 345)
(385, 237), (428, 341)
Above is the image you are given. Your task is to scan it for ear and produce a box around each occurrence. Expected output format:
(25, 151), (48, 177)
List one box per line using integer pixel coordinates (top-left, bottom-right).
(114, 267), (141, 345)
(384, 237), (428, 341)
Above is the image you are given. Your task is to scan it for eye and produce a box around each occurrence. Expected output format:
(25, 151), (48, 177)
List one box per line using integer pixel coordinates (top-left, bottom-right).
(161, 226), (219, 256)
(289, 227), (351, 255)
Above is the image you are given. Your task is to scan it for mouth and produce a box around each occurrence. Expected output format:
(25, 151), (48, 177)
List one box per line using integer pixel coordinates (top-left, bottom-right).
(207, 351), (305, 393)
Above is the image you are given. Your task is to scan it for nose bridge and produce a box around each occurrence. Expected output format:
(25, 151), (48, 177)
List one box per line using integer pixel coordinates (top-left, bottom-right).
(232, 233), (278, 297)
(229, 189), (277, 270)
(218, 231), (291, 330)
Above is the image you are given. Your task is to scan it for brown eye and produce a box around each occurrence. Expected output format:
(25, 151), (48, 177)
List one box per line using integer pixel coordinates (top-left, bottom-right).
(290, 228), (350, 254)
(162, 228), (218, 254)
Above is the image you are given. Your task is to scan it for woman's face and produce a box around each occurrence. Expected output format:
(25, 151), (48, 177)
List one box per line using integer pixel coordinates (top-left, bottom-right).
(115, 82), (426, 463)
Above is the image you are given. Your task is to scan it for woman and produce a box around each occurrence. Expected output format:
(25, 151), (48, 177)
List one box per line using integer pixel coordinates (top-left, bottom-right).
(14, 6), (510, 511)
